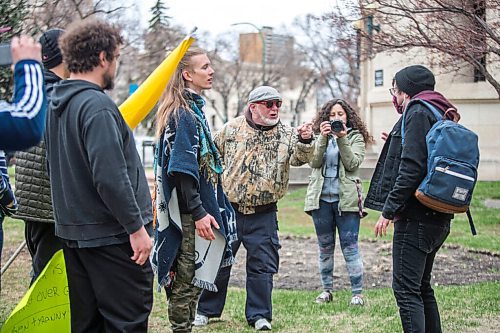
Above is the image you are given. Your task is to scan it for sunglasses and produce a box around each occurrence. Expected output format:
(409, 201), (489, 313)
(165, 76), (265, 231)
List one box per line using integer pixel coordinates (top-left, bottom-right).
(254, 100), (282, 108)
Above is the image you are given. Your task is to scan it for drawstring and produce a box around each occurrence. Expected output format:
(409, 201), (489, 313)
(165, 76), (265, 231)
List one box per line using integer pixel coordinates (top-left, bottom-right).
(355, 179), (365, 218)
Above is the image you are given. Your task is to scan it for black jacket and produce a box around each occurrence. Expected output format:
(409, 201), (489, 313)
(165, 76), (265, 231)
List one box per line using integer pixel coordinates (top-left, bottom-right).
(45, 79), (152, 246)
(14, 70), (61, 223)
(365, 96), (453, 221)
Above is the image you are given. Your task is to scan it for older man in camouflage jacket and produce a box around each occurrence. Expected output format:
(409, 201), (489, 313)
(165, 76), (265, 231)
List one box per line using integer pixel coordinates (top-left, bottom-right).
(194, 86), (314, 331)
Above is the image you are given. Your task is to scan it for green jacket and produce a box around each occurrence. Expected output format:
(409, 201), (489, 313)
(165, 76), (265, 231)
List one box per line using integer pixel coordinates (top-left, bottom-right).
(304, 130), (366, 214)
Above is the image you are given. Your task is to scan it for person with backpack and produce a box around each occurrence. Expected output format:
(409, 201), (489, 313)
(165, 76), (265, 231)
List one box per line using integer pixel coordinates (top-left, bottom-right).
(365, 65), (461, 333)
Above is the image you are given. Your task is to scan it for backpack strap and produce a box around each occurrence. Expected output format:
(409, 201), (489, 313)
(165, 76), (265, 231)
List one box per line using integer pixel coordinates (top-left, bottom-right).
(401, 99), (443, 144)
(466, 209), (477, 236)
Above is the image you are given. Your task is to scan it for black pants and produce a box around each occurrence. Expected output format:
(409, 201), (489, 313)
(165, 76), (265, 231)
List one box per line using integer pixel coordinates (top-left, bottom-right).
(25, 221), (63, 284)
(197, 210), (281, 325)
(392, 217), (450, 333)
(63, 242), (153, 333)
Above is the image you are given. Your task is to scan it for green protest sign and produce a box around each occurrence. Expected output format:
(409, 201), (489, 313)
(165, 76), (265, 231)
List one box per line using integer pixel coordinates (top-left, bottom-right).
(1, 250), (70, 333)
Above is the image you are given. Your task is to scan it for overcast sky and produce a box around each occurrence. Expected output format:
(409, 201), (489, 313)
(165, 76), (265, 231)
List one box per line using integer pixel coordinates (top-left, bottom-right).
(140, 0), (335, 35)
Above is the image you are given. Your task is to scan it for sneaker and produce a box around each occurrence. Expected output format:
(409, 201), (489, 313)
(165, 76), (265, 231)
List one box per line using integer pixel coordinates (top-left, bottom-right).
(193, 313), (208, 326)
(254, 318), (272, 331)
(315, 290), (333, 304)
(350, 294), (364, 306)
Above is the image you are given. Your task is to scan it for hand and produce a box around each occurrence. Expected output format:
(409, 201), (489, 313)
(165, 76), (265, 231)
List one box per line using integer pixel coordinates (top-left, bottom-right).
(381, 132), (389, 141)
(297, 122), (313, 140)
(195, 214), (219, 241)
(129, 226), (152, 265)
(11, 35), (42, 65)
(319, 121), (332, 137)
(374, 215), (392, 237)
(334, 122), (348, 138)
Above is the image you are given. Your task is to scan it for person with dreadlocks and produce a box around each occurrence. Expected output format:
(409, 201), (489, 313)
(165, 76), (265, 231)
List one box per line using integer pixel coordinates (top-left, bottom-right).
(304, 98), (373, 306)
(152, 46), (236, 333)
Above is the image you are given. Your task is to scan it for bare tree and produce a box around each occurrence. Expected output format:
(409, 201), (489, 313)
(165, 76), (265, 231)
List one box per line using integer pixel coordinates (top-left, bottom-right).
(292, 11), (360, 107)
(356, 0), (500, 98)
(209, 31), (288, 122)
(207, 35), (239, 123)
(23, 0), (134, 35)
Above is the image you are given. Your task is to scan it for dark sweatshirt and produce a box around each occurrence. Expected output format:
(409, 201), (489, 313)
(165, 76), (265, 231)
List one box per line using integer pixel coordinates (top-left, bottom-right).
(45, 79), (152, 247)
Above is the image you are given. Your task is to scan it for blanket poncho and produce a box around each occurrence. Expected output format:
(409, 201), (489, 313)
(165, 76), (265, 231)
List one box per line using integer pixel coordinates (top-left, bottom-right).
(151, 91), (236, 293)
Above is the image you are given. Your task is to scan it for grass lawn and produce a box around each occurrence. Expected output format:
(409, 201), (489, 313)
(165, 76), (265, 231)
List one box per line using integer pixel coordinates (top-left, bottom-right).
(1, 181), (499, 332)
(279, 181), (500, 252)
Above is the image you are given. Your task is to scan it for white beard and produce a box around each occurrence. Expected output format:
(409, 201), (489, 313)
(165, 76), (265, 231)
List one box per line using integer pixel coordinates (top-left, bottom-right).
(254, 110), (279, 126)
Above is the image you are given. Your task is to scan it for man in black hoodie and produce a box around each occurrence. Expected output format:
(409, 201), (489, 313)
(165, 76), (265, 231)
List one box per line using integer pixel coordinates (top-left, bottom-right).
(15, 28), (67, 284)
(365, 65), (459, 333)
(45, 19), (153, 333)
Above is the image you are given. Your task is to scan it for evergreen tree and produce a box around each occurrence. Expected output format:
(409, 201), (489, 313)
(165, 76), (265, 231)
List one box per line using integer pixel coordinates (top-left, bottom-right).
(148, 0), (171, 31)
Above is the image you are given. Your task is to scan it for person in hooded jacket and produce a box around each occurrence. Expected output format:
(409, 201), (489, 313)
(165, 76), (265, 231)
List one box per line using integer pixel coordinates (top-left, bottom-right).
(365, 65), (460, 333)
(14, 28), (68, 284)
(304, 98), (372, 307)
(44, 19), (153, 332)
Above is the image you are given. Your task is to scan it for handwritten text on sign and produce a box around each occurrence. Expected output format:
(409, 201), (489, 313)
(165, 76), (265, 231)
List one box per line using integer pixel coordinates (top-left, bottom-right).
(2, 250), (70, 333)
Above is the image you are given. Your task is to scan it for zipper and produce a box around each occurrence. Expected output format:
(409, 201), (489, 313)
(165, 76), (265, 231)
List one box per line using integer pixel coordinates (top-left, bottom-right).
(435, 166), (475, 181)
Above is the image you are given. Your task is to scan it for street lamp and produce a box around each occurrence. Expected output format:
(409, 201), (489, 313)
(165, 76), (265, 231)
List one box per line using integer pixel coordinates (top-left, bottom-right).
(231, 22), (266, 84)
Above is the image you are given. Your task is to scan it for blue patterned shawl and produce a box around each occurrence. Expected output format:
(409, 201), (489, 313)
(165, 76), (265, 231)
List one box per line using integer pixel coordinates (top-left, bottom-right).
(151, 90), (236, 294)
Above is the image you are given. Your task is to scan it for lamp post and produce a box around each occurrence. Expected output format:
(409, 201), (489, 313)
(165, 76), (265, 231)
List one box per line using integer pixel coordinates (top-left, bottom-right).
(231, 22), (266, 84)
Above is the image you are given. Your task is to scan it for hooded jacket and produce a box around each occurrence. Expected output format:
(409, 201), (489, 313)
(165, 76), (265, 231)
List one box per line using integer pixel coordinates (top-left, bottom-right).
(45, 79), (152, 246)
(304, 130), (365, 214)
(365, 91), (454, 221)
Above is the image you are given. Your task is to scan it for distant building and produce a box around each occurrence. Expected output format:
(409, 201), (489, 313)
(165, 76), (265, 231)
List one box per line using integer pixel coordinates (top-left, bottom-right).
(205, 27), (318, 132)
(238, 26), (294, 66)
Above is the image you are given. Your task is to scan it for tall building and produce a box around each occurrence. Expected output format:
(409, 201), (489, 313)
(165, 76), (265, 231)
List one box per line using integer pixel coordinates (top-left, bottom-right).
(215, 27), (318, 129)
(238, 27), (294, 66)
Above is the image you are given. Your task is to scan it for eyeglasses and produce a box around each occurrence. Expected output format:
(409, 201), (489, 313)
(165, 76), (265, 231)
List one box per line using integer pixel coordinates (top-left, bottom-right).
(254, 100), (282, 108)
(389, 88), (399, 96)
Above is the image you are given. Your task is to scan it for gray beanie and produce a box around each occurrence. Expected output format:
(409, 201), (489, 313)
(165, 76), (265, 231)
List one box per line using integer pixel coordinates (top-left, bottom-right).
(248, 86), (282, 103)
(394, 65), (435, 97)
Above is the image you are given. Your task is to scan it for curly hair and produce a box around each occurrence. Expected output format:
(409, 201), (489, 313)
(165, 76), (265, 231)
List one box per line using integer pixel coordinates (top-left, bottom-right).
(60, 18), (123, 74)
(312, 99), (373, 144)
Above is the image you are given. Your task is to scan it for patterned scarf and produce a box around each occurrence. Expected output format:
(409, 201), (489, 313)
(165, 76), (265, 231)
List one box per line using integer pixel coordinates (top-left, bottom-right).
(186, 91), (223, 184)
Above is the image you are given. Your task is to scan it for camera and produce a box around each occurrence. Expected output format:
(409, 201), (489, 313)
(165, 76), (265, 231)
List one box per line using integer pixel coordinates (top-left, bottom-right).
(0, 42), (13, 66)
(330, 120), (344, 133)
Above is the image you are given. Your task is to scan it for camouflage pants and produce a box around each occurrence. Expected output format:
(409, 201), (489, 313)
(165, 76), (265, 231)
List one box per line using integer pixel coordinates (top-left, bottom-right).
(168, 214), (202, 333)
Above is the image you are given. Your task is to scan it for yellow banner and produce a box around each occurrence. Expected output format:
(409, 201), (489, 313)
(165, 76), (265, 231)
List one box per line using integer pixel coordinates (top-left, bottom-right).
(1, 250), (70, 333)
(119, 35), (196, 129)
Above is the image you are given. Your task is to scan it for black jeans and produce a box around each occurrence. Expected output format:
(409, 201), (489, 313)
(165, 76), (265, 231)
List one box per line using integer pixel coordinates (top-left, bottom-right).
(25, 221), (63, 284)
(392, 217), (450, 333)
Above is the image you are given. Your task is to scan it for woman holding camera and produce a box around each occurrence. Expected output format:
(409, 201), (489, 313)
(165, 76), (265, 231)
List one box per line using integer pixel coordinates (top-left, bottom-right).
(304, 99), (372, 306)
